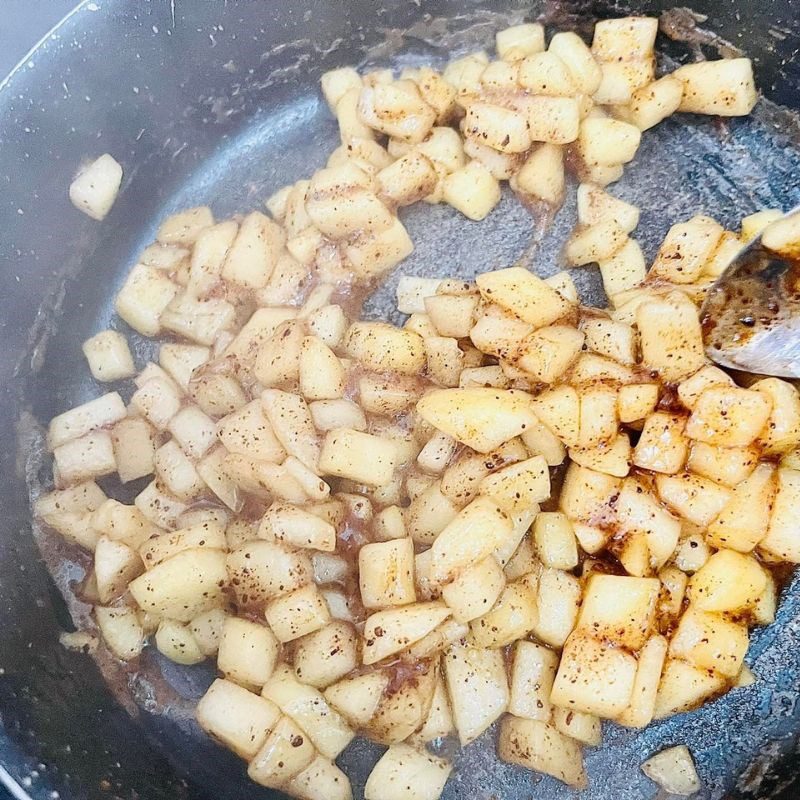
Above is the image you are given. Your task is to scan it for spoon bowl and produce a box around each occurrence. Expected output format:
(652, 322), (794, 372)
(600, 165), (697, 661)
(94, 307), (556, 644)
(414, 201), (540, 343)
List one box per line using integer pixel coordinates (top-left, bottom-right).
(701, 212), (800, 379)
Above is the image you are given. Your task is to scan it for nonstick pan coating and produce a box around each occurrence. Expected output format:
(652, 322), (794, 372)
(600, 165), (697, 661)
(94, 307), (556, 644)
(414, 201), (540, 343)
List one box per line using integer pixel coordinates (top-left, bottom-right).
(1, 2), (800, 799)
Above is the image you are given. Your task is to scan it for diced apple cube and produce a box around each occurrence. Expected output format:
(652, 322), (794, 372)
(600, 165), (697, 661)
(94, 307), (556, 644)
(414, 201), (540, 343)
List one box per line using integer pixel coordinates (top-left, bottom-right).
(669, 607), (748, 678)
(69, 153), (123, 220)
(196, 678), (280, 760)
(674, 58), (757, 116)
(115, 264), (178, 337)
(364, 744), (452, 800)
(499, 717), (587, 788)
(689, 550), (767, 612)
(685, 387), (772, 447)
(551, 633), (637, 718)
(759, 467), (800, 562)
(444, 644), (509, 745)
(577, 574), (659, 650)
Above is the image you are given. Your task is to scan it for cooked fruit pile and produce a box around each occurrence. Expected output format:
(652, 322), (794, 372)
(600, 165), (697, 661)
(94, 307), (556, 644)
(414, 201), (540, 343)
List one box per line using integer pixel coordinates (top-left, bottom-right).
(41, 15), (800, 800)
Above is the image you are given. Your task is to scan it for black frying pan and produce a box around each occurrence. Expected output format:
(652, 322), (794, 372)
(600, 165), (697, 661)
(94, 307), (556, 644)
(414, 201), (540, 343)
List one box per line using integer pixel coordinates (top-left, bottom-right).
(2, 2), (800, 799)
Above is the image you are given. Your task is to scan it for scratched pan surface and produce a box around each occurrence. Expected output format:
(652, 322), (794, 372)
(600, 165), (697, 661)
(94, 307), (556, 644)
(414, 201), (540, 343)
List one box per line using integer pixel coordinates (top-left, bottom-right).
(2, 1), (800, 799)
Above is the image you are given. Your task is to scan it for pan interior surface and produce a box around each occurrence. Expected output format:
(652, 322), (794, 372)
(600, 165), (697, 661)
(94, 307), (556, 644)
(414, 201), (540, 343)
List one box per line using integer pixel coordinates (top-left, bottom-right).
(3, 2), (800, 800)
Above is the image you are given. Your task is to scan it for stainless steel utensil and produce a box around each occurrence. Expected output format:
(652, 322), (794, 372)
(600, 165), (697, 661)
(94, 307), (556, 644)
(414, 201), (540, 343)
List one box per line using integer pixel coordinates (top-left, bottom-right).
(702, 210), (800, 378)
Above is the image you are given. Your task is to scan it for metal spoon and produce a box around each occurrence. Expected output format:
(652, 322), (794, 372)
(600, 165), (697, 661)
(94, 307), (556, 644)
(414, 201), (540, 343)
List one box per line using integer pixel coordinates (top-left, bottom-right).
(701, 209), (800, 378)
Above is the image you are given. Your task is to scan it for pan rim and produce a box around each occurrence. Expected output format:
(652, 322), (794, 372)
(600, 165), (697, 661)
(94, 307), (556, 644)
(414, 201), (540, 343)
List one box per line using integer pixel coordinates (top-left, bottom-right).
(0, 3), (90, 797)
(0, 0), (90, 95)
